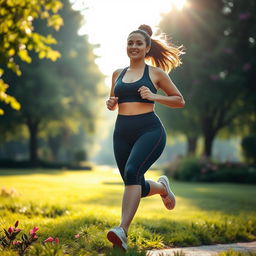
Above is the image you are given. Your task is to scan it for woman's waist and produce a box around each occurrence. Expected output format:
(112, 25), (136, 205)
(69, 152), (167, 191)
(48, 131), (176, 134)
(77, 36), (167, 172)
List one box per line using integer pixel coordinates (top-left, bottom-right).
(114, 110), (163, 133)
(117, 102), (154, 116)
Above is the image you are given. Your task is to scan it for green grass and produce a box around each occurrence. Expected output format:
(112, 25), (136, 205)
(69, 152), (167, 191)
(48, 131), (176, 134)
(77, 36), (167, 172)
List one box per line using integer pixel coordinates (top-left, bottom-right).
(0, 167), (256, 255)
(217, 249), (256, 256)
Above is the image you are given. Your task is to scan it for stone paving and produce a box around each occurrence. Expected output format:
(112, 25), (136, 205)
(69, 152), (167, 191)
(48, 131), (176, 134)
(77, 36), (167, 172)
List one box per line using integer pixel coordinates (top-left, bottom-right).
(147, 241), (256, 256)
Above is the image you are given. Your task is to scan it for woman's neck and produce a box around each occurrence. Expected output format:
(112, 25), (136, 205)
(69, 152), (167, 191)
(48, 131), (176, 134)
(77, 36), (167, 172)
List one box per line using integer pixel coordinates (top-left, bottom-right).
(129, 60), (146, 69)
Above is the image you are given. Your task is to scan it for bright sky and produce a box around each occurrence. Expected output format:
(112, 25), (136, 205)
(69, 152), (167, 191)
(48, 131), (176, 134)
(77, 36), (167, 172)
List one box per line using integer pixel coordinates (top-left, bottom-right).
(72, 0), (187, 85)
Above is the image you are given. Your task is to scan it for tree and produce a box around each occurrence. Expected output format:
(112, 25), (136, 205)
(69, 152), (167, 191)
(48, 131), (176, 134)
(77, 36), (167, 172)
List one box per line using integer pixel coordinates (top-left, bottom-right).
(159, 0), (256, 157)
(0, 0), (63, 114)
(1, 0), (105, 164)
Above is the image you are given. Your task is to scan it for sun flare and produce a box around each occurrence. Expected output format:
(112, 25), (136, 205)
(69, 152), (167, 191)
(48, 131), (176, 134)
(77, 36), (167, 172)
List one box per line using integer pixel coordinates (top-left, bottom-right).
(171, 0), (187, 11)
(77, 0), (189, 85)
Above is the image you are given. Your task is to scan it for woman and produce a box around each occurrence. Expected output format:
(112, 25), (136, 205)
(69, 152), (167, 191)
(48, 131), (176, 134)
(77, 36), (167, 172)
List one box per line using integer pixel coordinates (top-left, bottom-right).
(106, 24), (185, 251)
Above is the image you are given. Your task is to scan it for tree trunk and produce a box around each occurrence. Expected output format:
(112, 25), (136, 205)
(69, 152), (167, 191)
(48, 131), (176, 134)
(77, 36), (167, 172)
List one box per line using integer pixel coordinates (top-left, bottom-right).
(187, 136), (198, 156)
(27, 119), (39, 166)
(48, 135), (62, 161)
(204, 132), (215, 158)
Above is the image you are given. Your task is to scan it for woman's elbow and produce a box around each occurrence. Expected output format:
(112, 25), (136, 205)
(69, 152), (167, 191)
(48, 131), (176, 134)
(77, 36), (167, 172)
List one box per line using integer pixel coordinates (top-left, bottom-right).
(178, 96), (185, 108)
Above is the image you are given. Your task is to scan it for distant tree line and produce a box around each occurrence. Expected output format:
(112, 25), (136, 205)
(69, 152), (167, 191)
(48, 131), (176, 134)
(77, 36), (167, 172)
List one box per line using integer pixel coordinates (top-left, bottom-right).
(0, 0), (107, 165)
(158, 0), (256, 163)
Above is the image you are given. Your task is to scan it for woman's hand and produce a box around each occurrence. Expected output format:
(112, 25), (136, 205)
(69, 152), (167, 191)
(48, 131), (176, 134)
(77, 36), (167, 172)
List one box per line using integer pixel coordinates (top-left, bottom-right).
(106, 96), (118, 110)
(138, 86), (156, 101)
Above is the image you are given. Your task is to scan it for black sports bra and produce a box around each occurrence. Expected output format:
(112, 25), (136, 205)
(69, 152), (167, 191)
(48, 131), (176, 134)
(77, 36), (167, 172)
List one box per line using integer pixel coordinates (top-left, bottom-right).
(114, 64), (157, 104)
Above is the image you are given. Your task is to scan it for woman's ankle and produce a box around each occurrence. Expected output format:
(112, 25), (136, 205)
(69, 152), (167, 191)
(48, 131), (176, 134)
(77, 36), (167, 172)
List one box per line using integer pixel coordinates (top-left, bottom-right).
(119, 225), (128, 237)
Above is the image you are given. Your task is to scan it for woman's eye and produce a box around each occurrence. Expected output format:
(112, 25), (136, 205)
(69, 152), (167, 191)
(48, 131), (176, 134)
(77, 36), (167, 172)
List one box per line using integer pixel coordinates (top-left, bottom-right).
(127, 41), (143, 47)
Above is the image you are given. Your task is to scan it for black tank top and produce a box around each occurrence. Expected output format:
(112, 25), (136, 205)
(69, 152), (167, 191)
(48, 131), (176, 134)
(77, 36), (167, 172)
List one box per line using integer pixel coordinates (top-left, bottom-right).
(114, 64), (157, 104)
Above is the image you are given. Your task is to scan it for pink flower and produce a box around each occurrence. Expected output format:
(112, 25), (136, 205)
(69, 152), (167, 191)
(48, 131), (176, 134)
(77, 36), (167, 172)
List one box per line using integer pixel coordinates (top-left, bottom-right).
(31, 232), (37, 238)
(8, 226), (14, 233)
(12, 241), (22, 245)
(224, 48), (233, 54)
(74, 233), (80, 238)
(14, 228), (22, 233)
(210, 74), (219, 81)
(192, 79), (200, 85)
(44, 237), (54, 243)
(239, 12), (251, 20)
(29, 226), (39, 235)
(54, 237), (59, 244)
(243, 63), (251, 71)
(201, 167), (208, 174)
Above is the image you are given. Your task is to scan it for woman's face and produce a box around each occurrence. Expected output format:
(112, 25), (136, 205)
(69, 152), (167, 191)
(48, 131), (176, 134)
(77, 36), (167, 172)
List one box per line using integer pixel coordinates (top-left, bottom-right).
(126, 33), (150, 60)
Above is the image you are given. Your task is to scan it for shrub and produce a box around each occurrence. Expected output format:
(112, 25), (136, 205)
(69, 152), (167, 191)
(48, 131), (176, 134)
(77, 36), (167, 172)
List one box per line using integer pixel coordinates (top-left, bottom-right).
(74, 149), (87, 162)
(241, 135), (256, 164)
(164, 156), (256, 183)
(0, 220), (61, 256)
(0, 203), (69, 218)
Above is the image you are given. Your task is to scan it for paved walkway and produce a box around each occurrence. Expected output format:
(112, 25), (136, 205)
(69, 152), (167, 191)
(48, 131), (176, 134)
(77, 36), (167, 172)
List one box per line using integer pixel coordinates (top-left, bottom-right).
(147, 241), (256, 256)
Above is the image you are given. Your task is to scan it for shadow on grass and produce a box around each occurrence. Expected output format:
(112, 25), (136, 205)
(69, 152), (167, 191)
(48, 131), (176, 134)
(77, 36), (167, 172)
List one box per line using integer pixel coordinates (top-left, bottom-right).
(79, 190), (123, 207)
(102, 181), (123, 185)
(82, 180), (256, 215)
(0, 168), (89, 176)
(171, 181), (256, 214)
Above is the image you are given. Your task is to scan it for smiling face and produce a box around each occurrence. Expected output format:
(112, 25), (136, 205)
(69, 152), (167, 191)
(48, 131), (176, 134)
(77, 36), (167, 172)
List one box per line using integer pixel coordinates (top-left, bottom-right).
(126, 33), (150, 61)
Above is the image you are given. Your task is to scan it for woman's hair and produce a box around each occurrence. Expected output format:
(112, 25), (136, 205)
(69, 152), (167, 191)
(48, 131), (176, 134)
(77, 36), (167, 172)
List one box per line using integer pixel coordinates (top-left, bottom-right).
(129, 24), (185, 72)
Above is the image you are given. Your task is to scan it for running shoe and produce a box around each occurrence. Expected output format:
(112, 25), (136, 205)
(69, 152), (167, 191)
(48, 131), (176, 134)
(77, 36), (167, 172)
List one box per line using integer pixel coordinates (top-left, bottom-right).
(157, 175), (176, 210)
(107, 226), (127, 251)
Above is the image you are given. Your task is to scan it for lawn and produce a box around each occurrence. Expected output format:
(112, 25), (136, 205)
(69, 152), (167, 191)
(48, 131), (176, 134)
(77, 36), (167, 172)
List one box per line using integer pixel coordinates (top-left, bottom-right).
(0, 166), (256, 255)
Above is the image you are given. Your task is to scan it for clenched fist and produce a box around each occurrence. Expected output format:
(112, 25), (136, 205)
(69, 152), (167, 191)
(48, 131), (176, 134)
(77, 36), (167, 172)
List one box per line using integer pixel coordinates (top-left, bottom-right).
(106, 96), (118, 110)
(138, 86), (156, 101)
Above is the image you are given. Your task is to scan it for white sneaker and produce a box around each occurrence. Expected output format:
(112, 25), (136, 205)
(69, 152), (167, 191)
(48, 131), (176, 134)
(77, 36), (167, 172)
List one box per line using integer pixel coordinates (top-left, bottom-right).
(107, 226), (127, 251)
(158, 175), (176, 210)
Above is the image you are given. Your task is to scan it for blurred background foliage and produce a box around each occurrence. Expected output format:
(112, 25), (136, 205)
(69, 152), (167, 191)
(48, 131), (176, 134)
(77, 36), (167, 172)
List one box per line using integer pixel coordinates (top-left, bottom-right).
(0, 0), (107, 166)
(0, 0), (255, 179)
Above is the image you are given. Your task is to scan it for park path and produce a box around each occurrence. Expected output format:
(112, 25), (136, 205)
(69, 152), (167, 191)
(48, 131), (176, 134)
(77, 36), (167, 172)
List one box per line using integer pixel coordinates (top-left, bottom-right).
(147, 241), (256, 256)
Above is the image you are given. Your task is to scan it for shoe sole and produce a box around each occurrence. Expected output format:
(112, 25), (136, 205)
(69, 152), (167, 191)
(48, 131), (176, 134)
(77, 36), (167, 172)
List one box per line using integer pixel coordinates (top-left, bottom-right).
(158, 176), (176, 210)
(107, 230), (127, 251)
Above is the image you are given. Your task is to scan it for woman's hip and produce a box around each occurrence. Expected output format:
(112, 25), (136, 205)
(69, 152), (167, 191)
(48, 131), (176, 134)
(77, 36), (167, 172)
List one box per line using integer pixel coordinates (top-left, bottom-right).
(114, 111), (164, 135)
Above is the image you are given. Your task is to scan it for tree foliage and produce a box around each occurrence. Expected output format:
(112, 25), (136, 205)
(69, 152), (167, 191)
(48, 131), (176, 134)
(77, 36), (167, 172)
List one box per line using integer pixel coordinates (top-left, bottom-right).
(159, 0), (256, 158)
(0, 0), (106, 164)
(0, 0), (63, 114)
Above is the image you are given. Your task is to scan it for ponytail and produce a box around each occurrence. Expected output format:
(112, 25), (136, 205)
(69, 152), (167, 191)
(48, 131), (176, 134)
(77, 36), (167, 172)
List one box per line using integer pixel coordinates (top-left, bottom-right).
(129, 24), (185, 73)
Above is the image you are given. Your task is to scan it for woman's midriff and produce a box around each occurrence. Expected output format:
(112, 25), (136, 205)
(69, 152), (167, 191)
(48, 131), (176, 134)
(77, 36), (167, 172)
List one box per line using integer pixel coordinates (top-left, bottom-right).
(118, 102), (154, 115)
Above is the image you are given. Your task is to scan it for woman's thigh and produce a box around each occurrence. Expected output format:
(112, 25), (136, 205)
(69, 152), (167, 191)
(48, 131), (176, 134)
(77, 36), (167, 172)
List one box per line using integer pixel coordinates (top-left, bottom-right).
(113, 131), (132, 180)
(124, 126), (166, 181)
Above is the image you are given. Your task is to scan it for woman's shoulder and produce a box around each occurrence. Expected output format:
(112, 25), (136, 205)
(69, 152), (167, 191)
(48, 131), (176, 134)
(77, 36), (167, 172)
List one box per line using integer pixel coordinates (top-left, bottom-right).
(148, 65), (167, 79)
(112, 68), (125, 79)
(148, 65), (166, 74)
(112, 68), (126, 85)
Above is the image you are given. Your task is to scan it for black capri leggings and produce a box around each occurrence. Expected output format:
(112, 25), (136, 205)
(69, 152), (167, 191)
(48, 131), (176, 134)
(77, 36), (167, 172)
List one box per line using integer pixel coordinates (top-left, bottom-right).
(113, 111), (166, 198)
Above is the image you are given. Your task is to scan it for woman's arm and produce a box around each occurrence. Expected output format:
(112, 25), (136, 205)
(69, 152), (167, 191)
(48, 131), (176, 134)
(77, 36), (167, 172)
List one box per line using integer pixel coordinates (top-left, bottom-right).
(155, 68), (185, 108)
(138, 67), (185, 108)
(106, 69), (121, 111)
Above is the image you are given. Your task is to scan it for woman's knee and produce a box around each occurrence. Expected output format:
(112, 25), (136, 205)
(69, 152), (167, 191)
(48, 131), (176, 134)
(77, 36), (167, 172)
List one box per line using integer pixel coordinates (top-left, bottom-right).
(123, 165), (140, 185)
(141, 180), (150, 198)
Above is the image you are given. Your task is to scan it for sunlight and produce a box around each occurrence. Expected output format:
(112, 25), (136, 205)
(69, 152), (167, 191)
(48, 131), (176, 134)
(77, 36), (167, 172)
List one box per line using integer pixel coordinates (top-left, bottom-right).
(74, 0), (188, 85)
(171, 0), (187, 11)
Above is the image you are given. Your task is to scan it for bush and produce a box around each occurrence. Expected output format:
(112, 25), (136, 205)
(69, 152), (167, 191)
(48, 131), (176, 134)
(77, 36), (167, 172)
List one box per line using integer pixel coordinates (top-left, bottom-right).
(74, 149), (87, 162)
(241, 135), (256, 164)
(0, 159), (92, 170)
(164, 156), (256, 184)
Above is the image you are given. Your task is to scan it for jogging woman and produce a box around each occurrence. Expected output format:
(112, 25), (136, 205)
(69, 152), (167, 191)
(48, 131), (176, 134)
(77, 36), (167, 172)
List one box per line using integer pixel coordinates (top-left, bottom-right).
(106, 24), (185, 251)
